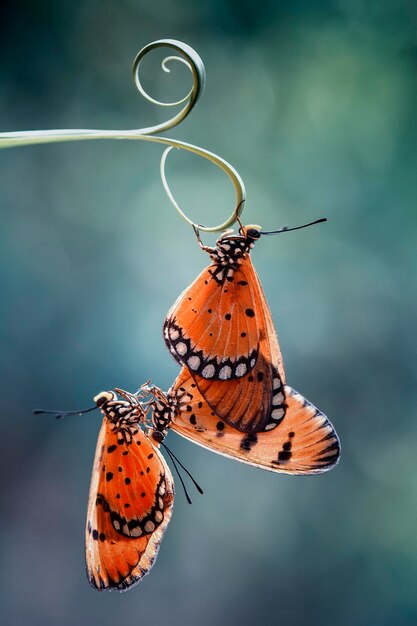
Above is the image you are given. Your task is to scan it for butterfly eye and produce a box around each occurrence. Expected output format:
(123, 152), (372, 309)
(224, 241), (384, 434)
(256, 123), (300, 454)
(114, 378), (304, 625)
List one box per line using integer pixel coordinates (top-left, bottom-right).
(152, 430), (164, 443)
(246, 228), (261, 240)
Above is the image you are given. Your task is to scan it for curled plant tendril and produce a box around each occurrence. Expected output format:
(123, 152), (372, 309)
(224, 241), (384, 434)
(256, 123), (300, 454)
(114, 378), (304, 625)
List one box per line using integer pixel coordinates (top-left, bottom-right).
(0, 38), (245, 232)
(137, 56), (192, 107)
(130, 38), (206, 135)
(160, 146), (245, 231)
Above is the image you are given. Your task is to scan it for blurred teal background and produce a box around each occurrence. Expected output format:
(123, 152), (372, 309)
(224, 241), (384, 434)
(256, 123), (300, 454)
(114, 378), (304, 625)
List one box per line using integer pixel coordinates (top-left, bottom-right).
(1, 1), (417, 625)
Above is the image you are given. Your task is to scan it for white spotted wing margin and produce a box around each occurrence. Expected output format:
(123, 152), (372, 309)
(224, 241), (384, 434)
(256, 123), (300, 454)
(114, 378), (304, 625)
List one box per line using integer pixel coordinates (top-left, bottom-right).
(171, 375), (340, 476)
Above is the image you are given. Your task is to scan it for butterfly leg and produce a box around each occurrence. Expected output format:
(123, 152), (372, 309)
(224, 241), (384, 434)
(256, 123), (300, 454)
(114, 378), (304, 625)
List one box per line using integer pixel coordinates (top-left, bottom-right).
(192, 224), (217, 255)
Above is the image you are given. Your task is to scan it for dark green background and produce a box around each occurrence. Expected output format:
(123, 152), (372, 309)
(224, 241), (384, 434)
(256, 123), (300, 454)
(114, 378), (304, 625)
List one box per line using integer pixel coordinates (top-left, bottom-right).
(1, 1), (417, 625)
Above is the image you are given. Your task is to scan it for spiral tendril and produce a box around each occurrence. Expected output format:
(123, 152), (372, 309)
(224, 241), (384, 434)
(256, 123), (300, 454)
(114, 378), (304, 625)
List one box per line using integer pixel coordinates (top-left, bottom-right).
(0, 38), (245, 232)
(131, 39), (205, 134)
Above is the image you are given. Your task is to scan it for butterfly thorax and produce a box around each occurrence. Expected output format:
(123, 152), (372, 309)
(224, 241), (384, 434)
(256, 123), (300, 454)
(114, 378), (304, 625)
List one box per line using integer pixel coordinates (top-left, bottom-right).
(95, 391), (146, 445)
(151, 400), (174, 438)
(211, 236), (254, 265)
(201, 236), (255, 285)
(198, 224), (262, 283)
(151, 385), (193, 436)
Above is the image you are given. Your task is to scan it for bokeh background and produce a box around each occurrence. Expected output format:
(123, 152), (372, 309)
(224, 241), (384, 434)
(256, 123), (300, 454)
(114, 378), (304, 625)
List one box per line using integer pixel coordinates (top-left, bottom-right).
(1, 1), (417, 625)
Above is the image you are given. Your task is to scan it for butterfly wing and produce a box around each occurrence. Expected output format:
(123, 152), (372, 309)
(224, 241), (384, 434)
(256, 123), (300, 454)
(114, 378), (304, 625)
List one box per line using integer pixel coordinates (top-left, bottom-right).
(86, 420), (174, 591)
(164, 255), (284, 380)
(191, 354), (286, 433)
(165, 252), (286, 432)
(170, 368), (340, 475)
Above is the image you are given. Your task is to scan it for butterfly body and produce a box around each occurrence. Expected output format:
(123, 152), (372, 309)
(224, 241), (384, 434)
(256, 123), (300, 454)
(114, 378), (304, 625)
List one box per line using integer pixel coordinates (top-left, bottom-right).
(164, 225), (286, 433)
(86, 390), (174, 592)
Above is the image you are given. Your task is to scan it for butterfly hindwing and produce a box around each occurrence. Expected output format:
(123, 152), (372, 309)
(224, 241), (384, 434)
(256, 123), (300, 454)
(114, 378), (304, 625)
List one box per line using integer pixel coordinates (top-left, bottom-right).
(192, 355), (286, 433)
(86, 396), (174, 592)
(169, 369), (340, 475)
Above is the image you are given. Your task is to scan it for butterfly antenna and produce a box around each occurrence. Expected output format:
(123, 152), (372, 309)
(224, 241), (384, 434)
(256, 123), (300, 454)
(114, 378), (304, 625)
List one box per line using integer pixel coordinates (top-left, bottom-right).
(33, 406), (97, 420)
(261, 217), (327, 235)
(161, 442), (204, 494)
(162, 444), (193, 504)
(161, 442), (204, 504)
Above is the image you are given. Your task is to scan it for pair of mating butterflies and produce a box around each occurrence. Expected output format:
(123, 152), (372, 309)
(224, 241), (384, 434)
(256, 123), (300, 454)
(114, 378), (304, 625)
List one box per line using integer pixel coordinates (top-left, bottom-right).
(58, 222), (340, 591)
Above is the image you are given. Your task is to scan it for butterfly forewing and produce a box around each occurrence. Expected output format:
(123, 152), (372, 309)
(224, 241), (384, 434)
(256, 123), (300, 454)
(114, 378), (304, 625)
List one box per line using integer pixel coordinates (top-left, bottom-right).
(164, 261), (261, 379)
(169, 369), (340, 475)
(86, 397), (174, 592)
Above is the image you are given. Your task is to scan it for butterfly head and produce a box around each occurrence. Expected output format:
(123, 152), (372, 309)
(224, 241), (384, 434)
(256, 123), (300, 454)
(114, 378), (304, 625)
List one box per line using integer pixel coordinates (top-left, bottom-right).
(219, 224), (262, 241)
(239, 224), (262, 241)
(94, 391), (117, 407)
(94, 389), (146, 434)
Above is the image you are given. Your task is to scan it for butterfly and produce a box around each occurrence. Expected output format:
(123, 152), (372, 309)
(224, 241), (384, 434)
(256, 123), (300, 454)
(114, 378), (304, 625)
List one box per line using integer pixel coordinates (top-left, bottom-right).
(36, 367), (339, 592)
(85, 388), (174, 591)
(163, 219), (325, 434)
(149, 367), (340, 475)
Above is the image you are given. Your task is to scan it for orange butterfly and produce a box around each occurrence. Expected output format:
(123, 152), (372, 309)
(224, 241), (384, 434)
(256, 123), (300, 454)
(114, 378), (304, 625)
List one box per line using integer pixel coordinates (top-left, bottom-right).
(164, 219), (325, 434)
(150, 366), (340, 475)
(85, 389), (174, 591)
(36, 364), (338, 592)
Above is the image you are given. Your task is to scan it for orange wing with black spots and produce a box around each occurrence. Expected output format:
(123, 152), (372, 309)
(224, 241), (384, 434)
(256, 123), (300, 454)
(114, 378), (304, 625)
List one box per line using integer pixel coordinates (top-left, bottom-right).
(164, 230), (285, 383)
(169, 368), (340, 475)
(164, 260), (260, 378)
(85, 391), (174, 592)
(163, 227), (286, 433)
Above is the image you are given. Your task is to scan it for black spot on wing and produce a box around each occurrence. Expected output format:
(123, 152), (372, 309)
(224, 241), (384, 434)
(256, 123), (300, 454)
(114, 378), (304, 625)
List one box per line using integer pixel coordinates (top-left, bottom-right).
(272, 437), (293, 464)
(240, 433), (258, 452)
